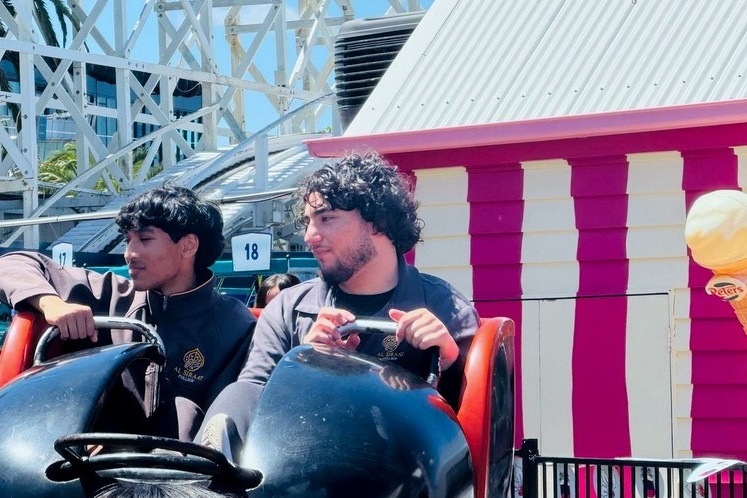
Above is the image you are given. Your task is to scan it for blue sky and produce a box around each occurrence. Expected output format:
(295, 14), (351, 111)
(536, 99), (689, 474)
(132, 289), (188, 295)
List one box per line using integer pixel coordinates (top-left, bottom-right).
(82, 1), (433, 136)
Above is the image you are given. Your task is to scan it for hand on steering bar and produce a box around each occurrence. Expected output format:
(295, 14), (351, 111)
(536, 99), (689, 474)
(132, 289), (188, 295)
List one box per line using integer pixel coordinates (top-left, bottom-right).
(303, 307), (361, 350)
(35, 295), (98, 342)
(389, 308), (458, 370)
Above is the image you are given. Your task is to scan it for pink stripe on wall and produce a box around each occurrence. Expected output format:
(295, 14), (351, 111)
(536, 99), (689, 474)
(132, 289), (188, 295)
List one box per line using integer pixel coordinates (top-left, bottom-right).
(467, 163), (525, 446)
(683, 147), (747, 459)
(570, 156), (631, 457)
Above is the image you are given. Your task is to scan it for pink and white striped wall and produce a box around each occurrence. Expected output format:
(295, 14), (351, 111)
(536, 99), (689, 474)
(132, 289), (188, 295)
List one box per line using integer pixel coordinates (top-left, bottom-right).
(400, 139), (747, 462)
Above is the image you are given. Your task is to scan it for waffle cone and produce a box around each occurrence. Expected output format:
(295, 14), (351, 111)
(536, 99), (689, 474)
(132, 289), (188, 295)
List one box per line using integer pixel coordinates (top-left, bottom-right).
(729, 298), (747, 335)
(705, 273), (747, 335)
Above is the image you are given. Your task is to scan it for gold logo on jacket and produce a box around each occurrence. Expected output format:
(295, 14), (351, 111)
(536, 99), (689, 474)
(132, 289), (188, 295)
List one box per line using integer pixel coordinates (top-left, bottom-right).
(382, 335), (399, 353)
(378, 335), (404, 361)
(183, 348), (205, 372)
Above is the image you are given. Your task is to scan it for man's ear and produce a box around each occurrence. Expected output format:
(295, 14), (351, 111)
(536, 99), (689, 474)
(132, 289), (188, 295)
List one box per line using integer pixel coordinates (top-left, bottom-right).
(180, 233), (199, 258)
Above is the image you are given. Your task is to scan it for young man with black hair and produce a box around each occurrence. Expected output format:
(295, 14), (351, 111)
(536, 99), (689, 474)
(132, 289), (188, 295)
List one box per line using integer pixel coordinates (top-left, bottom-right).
(197, 151), (479, 457)
(0, 183), (256, 440)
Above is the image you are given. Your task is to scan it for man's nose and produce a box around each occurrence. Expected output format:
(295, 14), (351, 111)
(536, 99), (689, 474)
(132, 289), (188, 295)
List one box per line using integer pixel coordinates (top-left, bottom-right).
(304, 225), (319, 244)
(124, 243), (136, 260)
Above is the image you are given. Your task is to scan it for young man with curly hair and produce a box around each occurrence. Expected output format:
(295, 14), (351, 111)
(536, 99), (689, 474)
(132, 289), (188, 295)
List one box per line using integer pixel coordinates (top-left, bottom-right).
(197, 152), (479, 457)
(0, 183), (256, 441)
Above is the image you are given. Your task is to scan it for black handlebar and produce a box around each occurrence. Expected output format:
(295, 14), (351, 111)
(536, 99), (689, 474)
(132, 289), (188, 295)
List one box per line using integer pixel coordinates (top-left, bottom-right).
(47, 432), (262, 487)
(336, 318), (440, 388)
(338, 319), (398, 337)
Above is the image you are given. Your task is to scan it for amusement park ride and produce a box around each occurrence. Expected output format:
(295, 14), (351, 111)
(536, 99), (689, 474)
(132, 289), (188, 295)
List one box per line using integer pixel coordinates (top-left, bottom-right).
(0, 310), (515, 497)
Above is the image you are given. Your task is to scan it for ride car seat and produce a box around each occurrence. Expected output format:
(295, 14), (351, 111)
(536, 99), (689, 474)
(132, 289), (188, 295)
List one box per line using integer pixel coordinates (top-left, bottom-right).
(0, 310), (52, 388)
(456, 316), (516, 498)
(242, 307), (516, 498)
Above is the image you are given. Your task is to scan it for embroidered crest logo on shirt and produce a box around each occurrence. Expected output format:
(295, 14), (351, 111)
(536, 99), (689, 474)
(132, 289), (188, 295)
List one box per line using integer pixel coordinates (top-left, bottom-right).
(383, 335), (399, 352)
(174, 348), (206, 383)
(378, 334), (404, 361)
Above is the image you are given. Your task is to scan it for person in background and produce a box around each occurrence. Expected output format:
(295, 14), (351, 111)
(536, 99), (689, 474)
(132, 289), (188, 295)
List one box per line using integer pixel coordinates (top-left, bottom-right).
(197, 151), (479, 460)
(0, 182), (256, 441)
(254, 273), (301, 308)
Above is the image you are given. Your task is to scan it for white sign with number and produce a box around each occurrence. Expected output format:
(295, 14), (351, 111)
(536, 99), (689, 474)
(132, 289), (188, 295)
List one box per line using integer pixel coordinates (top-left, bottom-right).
(231, 233), (272, 272)
(52, 242), (74, 267)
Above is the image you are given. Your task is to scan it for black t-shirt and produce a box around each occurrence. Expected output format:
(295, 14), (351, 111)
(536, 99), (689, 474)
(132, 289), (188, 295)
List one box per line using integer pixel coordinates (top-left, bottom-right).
(332, 287), (431, 380)
(333, 287), (395, 317)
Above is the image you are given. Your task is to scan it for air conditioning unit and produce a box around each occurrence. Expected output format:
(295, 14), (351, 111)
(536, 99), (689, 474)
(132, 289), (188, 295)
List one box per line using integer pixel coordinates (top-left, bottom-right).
(333, 12), (424, 130)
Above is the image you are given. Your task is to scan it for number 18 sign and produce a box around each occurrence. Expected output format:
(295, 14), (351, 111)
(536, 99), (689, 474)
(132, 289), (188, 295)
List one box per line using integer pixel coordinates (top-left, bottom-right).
(231, 232), (272, 272)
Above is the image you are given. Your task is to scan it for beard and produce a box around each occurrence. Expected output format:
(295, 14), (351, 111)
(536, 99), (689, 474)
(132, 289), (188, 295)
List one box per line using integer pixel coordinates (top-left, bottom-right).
(320, 234), (377, 286)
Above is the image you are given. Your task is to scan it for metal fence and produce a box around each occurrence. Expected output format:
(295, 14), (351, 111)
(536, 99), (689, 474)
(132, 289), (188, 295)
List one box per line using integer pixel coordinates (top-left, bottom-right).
(515, 439), (747, 498)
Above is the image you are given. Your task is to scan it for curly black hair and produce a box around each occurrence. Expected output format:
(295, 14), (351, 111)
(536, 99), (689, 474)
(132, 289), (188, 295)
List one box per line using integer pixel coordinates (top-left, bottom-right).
(115, 182), (224, 270)
(295, 152), (423, 254)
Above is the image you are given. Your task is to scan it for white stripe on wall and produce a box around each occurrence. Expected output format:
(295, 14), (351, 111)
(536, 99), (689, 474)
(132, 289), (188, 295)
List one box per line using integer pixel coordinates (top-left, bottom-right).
(735, 146), (747, 189)
(627, 152), (688, 293)
(521, 159), (579, 299)
(626, 152), (687, 458)
(537, 299), (577, 456)
(413, 167), (473, 299)
(521, 300), (542, 444)
(672, 287), (693, 459)
(626, 294), (674, 458)
(521, 159), (578, 456)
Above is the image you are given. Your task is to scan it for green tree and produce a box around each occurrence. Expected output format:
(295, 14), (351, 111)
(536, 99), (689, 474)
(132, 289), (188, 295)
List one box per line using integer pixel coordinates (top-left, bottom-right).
(38, 141), (77, 185)
(37, 142), (163, 196)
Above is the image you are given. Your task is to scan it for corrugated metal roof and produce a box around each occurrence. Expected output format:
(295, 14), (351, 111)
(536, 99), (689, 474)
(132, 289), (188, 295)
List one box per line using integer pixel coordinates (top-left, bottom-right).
(345, 0), (747, 135)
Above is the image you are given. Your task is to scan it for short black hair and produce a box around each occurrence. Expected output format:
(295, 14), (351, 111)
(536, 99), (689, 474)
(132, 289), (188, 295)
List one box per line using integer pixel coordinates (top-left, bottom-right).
(115, 182), (224, 270)
(295, 151), (423, 254)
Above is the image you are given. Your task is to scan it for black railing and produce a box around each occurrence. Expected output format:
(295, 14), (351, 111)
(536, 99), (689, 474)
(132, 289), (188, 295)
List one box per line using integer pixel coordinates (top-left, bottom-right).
(515, 439), (747, 498)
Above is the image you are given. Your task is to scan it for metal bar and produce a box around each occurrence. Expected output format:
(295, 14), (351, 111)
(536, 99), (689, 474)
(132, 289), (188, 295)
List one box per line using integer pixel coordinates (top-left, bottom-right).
(0, 39), (320, 100)
(0, 188), (297, 228)
(520, 439), (539, 498)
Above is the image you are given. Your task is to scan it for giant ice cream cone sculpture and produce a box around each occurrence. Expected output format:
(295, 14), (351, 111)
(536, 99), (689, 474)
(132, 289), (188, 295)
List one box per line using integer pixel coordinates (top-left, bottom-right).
(685, 189), (747, 334)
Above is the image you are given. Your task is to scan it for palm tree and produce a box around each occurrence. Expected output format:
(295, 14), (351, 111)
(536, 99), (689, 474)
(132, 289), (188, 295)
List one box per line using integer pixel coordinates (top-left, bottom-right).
(38, 142), (78, 188)
(37, 142), (163, 196)
(1, 0), (76, 47)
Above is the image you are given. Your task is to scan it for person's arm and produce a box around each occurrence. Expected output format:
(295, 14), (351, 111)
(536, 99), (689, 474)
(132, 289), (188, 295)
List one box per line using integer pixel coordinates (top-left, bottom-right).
(0, 251), (61, 308)
(236, 306), (294, 385)
(0, 251), (118, 341)
(28, 295), (98, 342)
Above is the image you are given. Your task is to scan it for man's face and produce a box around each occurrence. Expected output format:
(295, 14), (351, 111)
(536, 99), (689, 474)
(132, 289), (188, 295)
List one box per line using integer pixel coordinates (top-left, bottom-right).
(303, 192), (376, 286)
(124, 226), (189, 294)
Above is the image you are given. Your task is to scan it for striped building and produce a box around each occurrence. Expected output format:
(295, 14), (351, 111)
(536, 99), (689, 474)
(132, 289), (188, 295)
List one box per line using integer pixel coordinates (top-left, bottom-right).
(308, 0), (747, 461)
